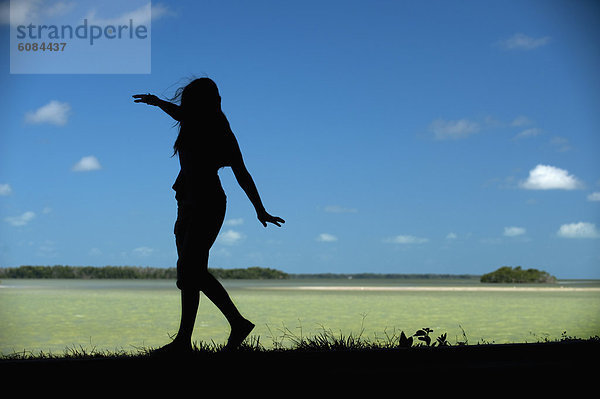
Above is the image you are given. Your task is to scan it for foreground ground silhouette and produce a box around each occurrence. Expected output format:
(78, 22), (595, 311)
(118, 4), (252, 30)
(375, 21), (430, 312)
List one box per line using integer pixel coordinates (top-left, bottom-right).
(1, 339), (598, 392)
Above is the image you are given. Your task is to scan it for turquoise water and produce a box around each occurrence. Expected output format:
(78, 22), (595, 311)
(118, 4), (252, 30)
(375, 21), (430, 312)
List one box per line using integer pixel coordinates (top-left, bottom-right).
(1, 279), (599, 354)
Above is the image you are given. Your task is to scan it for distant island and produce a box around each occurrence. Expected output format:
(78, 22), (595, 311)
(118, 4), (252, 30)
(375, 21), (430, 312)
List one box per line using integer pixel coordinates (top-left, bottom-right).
(480, 266), (557, 284)
(0, 265), (478, 280)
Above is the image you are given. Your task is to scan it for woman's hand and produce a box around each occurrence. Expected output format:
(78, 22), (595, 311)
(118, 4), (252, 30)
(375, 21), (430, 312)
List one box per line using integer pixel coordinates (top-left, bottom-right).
(133, 94), (181, 121)
(132, 93), (160, 106)
(257, 210), (285, 228)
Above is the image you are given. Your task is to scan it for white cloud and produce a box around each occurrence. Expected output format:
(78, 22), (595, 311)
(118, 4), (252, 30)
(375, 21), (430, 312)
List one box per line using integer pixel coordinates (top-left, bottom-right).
(384, 235), (429, 244)
(317, 233), (338, 242)
(520, 164), (582, 190)
(89, 247), (102, 256)
(549, 136), (571, 152)
(37, 240), (57, 258)
(44, 1), (76, 17)
(224, 218), (244, 226)
(1, 0), (78, 26)
(557, 222), (600, 239)
(587, 192), (600, 202)
(86, 2), (173, 26)
(324, 205), (357, 213)
(504, 226), (526, 237)
(4, 211), (36, 227)
(445, 232), (457, 240)
(150, 3), (173, 20)
(429, 119), (480, 140)
(2, 1), (172, 27)
(25, 100), (71, 126)
(72, 155), (102, 172)
(217, 229), (245, 245)
(133, 246), (154, 257)
(499, 33), (551, 50)
(0, 183), (12, 196)
(511, 116), (533, 127)
(514, 128), (542, 140)
(1, 0), (40, 26)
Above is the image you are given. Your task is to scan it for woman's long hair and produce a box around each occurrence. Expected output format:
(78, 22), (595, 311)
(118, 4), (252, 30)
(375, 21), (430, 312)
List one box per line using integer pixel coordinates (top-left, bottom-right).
(171, 77), (223, 156)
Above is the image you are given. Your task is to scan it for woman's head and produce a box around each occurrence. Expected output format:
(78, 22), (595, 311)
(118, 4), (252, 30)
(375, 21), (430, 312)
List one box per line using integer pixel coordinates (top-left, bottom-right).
(171, 77), (225, 155)
(175, 77), (222, 116)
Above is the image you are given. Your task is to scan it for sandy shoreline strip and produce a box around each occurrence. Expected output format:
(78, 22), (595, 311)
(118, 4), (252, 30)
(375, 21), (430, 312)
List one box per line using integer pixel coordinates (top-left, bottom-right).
(264, 286), (600, 292)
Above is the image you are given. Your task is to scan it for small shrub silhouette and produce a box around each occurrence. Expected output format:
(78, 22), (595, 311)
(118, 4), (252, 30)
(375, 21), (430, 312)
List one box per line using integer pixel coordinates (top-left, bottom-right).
(397, 327), (449, 348)
(398, 331), (413, 348)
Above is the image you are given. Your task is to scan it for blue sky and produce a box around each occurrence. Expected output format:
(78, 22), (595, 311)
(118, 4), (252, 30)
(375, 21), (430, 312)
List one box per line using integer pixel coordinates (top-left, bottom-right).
(1, 0), (599, 278)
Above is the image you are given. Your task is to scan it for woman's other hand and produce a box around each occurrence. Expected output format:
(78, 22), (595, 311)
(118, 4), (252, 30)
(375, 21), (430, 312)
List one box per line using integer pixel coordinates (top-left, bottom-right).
(257, 210), (285, 227)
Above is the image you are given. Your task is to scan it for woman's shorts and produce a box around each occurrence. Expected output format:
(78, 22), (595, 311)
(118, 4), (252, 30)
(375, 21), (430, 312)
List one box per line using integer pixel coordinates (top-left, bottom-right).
(174, 196), (226, 290)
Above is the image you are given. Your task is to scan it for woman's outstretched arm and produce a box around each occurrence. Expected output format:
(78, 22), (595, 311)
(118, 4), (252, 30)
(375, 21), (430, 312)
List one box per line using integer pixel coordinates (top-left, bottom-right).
(133, 94), (182, 122)
(230, 140), (285, 228)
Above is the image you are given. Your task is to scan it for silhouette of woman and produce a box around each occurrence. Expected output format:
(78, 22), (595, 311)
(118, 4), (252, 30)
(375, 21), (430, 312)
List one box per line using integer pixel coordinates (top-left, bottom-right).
(133, 78), (284, 352)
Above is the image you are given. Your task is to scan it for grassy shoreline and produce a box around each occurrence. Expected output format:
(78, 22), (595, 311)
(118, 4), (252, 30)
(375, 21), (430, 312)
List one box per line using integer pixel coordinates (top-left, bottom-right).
(2, 321), (598, 389)
(2, 325), (597, 360)
(2, 335), (599, 387)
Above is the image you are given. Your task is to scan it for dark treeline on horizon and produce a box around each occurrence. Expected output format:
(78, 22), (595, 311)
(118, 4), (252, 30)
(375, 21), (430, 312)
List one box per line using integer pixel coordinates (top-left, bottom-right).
(0, 265), (480, 280)
(0, 265), (286, 280)
(0, 265), (178, 280)
(288, 272), (478, 279)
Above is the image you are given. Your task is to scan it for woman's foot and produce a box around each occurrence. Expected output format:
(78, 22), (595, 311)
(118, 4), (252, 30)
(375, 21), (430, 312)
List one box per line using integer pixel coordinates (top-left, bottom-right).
(151, 338), (193, 356)
(224, 319), (255, 350)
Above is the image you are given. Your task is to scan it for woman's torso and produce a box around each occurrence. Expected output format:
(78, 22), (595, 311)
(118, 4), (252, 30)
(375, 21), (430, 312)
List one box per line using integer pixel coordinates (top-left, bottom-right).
(173, 115), (235, 204)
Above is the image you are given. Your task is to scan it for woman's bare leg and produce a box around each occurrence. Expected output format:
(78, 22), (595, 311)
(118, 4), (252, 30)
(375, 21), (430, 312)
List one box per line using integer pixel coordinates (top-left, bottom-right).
(173, 289), (200, 347)
(199, 272), (255, 349)
(154, 290), (198, 354)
